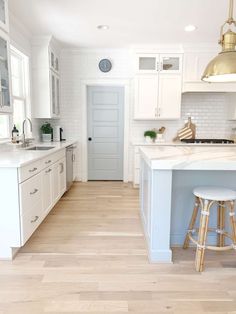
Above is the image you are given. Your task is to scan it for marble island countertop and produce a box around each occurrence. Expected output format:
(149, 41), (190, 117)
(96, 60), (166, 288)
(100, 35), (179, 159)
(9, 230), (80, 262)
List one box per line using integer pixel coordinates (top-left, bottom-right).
(0, 140), (77, 168)
(139, 145), (236, 170)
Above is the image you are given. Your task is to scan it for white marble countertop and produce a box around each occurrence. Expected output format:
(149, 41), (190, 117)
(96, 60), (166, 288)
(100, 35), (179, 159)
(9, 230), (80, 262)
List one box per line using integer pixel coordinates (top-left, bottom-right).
(139, 146), (236, 170)
(131, 141), (236, 147)
(0, 141), (77, 168)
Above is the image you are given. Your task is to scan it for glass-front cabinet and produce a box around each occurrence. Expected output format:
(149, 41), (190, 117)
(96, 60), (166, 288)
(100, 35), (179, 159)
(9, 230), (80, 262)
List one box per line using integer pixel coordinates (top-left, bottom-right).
(50, 70), (60, 117)
(0, 29), (11, 113)
(136, 53), (182, 74)
(0, 0), (8, 33)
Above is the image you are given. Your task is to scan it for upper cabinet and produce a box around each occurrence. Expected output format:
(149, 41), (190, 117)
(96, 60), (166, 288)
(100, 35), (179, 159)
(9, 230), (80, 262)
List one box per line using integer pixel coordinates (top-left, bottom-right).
(0, 0), (9, 34)
(134, 53), (183, 120)
(32, 36), (60, 119)
(0, 28), (11, 113)
(183, 48), (236, 92)
(136, 53), (182, 74)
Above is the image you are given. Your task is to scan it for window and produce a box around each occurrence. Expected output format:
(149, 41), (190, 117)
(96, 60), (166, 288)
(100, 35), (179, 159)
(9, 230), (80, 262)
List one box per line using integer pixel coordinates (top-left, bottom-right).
(10, 46), (30, 134)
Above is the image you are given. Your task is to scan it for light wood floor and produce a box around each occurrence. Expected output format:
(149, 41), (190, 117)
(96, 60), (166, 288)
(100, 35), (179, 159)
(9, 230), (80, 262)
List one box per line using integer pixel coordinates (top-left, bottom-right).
(1, 182), (236, 314)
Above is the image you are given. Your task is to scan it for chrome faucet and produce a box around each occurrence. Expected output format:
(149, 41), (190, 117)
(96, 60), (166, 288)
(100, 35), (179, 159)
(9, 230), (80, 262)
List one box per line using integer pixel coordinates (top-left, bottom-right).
(21, 117), (33, 147)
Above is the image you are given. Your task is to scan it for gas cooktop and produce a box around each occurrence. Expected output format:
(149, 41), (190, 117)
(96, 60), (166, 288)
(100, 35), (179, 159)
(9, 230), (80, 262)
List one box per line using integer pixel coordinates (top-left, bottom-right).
(181, 139), (235, 144)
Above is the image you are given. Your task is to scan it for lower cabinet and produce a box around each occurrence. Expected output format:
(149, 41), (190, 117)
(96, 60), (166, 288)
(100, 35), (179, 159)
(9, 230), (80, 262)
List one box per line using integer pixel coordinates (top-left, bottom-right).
(19, 153), (67, 246)
(42, 166), (53, 216)
(52, 157), (66, 203)
(19, 172), (43, 245)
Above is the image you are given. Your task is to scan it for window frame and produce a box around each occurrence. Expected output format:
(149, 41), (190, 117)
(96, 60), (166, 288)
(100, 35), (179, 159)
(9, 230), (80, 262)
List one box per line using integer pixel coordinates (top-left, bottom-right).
(10, 45), (31, 135)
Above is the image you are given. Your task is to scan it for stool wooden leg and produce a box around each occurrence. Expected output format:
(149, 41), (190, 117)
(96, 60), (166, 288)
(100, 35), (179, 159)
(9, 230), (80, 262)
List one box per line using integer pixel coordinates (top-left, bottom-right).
(183, 197), (200, 249)
(195, 200), (213, 272)
(229, 201), (236, 246)
(217, 201), (225, 247)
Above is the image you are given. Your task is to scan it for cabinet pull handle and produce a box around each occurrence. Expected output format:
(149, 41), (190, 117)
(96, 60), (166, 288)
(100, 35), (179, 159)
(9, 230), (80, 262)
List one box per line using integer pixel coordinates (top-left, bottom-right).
(31, 216), (39, 223)
(29, 167), (37, 173)
(30, 188), (38, 195)
(60, 162), (64, 174)
(45, 160), (51, 164)
(46, 168), (52, 173)
(72, 154), (75, 162)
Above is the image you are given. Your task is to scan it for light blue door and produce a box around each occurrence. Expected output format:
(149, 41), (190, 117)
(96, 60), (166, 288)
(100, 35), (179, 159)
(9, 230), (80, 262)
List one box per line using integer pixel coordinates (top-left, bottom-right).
(87, 86), (124, 180)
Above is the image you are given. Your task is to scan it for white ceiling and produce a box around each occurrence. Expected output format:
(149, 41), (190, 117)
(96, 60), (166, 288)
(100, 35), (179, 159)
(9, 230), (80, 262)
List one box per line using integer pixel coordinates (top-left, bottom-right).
(8, 0), (234, 48)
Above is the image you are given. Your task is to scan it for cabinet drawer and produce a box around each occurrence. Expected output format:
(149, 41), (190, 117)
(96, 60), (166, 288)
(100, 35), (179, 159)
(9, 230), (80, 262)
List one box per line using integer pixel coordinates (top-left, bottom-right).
(42, 149), (65, 168)
(18, 160), (42, 183)
(21, 203), (42, 245)
(19, 172), (42, 214)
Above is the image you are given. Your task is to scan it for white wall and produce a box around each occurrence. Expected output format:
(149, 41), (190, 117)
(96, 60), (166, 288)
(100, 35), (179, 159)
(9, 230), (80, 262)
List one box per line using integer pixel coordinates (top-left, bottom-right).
(56, 49), (236, 181)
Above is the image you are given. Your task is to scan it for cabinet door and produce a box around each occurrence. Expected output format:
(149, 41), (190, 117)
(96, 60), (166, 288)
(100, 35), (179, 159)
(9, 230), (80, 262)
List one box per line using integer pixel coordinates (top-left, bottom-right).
(134, 75), (158, 119)
(136, 54), (159, 73)
(50, 71), (60, 118)
(55, 75), (60, 116)
(58, 157), (66, 196)
(50, 71), (56, 116)
(0, 0), (8, 33)
(52, 162), (60, 204)
(160, 54), (182, 73)
(158, 74), (182, 119)
(0, 30), (11, 113)
(42, 166), (53, 216)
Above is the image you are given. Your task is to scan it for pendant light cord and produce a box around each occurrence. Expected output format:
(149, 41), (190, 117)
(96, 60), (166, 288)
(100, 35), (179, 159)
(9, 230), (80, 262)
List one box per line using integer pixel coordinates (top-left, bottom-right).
(228, 0), (234, 24)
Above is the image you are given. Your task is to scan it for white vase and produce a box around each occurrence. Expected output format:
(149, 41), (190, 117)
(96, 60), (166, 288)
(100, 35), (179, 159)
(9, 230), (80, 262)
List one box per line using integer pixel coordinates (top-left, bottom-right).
(156, 133), (163, 141)
(42, 134), (52, 142)
(145, 136), (154, 144)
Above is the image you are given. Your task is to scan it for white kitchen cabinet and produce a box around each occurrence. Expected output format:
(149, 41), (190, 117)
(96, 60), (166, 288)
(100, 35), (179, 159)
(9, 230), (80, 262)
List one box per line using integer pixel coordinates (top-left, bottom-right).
(42, 166), (53, 215)
(52, 157), (66, 204)
(0, 0), (9, 33)
(0, 28), (11, 113)
(183, 50), (236, 92)
(32, 36), (60, 119)
(19, 172), (43, 245)
(136, 53), (182, 74)
(158, 74), (182, 119)
(134, 75), (158, 119)
(59, 157), (66, 195)
(0, 147), (67, 260)
(134, 74), (182, 120)
(134, 53), (182, 120)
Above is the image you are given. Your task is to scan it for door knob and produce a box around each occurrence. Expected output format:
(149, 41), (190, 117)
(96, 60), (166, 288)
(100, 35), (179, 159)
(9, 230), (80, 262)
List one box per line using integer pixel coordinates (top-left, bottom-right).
(88, 137), (92, 141)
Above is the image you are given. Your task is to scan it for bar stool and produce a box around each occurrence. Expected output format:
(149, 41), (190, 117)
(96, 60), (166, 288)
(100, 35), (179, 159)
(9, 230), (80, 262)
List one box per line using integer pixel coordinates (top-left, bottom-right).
(183, 186), (236, 272)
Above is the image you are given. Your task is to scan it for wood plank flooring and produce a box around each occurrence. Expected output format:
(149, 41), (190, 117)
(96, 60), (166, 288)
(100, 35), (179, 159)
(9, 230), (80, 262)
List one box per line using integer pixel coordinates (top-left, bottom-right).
(0, 182), (236, 313)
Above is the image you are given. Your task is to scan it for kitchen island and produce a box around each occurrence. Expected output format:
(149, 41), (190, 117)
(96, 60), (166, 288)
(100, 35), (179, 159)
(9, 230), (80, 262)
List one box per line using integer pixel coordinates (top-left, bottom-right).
(139, 146), (236, 263)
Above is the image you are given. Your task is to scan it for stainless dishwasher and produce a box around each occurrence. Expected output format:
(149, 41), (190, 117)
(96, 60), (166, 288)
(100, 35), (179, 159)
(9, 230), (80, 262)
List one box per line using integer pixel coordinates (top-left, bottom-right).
(66, 145), (74, 191)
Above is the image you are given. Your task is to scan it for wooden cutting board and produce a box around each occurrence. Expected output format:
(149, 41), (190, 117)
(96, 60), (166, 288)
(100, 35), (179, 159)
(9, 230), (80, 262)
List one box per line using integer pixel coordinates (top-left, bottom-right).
(174, 117), (196, 141)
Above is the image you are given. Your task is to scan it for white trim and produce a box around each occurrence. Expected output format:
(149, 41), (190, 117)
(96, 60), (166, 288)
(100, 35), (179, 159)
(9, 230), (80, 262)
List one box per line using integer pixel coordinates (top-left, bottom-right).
(80, 79), (130, 182)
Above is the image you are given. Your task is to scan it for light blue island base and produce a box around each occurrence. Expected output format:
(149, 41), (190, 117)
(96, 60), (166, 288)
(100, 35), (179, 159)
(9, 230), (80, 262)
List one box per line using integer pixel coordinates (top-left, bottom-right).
(140, 158), (236, 263)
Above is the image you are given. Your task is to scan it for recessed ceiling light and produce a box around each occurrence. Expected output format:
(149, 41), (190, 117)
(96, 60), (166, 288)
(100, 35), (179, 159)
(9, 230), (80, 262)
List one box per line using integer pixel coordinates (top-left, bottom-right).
(97, 25), (110, 30)
(184, 25), (197, 32)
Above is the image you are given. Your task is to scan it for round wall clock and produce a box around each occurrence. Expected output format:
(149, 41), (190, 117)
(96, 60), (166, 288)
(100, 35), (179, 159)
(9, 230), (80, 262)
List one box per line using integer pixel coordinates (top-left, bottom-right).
(98, 59), (112, 72)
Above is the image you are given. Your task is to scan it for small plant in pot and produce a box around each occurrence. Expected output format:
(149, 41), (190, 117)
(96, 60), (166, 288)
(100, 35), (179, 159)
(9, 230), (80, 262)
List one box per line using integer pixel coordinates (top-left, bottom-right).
(144, 130), (157, 143)
(40, 122), (53, 142)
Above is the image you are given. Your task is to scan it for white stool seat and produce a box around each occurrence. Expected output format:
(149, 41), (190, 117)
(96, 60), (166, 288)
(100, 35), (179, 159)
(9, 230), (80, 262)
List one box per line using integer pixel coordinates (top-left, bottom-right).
(193, 186), (236, 201)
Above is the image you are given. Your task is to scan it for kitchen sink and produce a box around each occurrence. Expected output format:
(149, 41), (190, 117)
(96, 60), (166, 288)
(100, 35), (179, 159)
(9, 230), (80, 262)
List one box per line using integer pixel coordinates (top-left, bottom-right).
(26, 146), (55, 151)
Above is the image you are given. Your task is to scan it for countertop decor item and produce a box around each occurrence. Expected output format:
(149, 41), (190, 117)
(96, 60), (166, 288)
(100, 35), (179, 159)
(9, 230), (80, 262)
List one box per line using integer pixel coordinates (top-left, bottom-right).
(202, 0), (236, 82)
(173, 117), (196, 141)
(98, 59), (112, 72)
(40, 122), (53, 142)
(155, 126), (166, 142)
(144, 130), (156, 143)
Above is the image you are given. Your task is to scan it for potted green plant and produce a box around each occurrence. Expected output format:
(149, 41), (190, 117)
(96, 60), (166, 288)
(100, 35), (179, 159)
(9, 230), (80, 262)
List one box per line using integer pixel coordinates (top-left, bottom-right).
(144, 130), (157, 143)
(40, 122), (53, 142)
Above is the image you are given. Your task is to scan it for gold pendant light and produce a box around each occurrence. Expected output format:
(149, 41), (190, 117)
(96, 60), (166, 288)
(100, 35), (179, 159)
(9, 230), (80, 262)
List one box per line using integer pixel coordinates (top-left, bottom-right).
(202, 0), (236, 82)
